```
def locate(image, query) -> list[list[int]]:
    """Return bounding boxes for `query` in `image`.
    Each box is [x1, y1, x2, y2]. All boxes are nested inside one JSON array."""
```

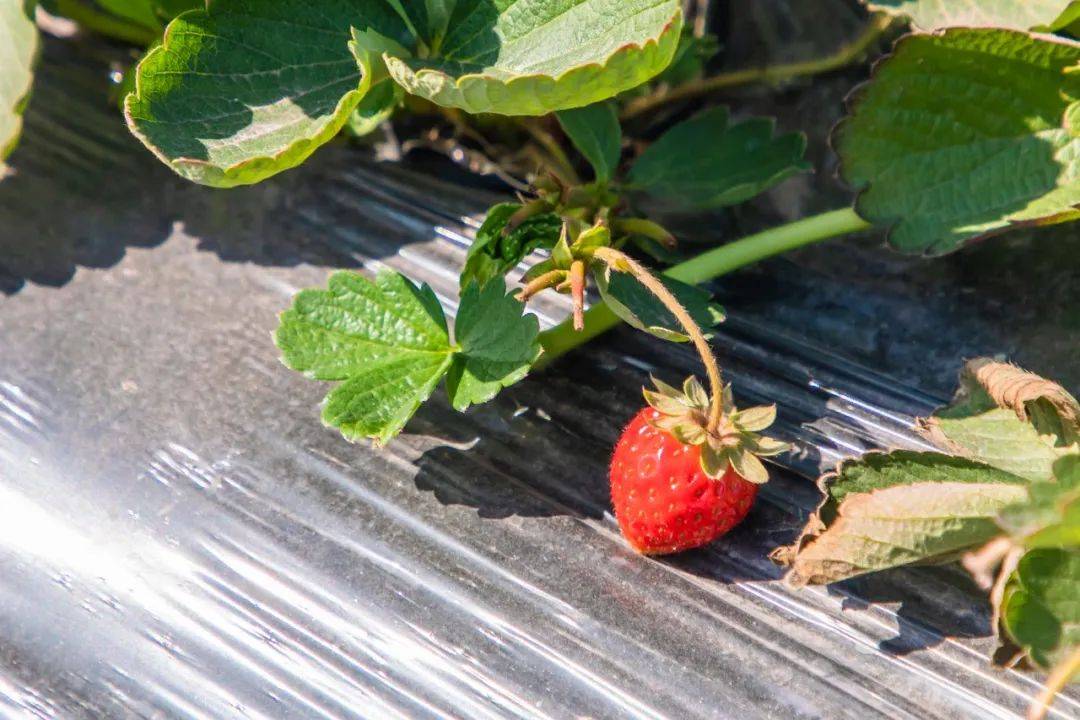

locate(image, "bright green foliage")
[[627, 106, 809, 211], [999, 456, 1080, 549], [1001, 548, 1080, 668], [91, 0, 201, 28], [1, 0, 37, 175], [594, 268, 724, 343], [779, 451, 1029, 585], [346, 79, 403, 137], [1039, 2, 1080, 34], [125, 0, 681, 186], [96, 0, 161, 29], [864, 0, 1071, 31], [275, 270, 538, 444], [445, 279, 541, 411], [556, 102, 621, 183], [383, 0, 683, 115], [835, 29, 1080, 255], [125, 0, 397, 187], [460, 203, 561, 289], [276, 270, 455, 444]]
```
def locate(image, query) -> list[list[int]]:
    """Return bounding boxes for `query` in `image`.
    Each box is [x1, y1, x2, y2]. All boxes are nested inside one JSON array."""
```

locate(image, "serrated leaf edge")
[[831, 27, 1080, 255], [123, 6, 373, 188], [771, 449, 1027, 586], [383, 8, 683, 115]]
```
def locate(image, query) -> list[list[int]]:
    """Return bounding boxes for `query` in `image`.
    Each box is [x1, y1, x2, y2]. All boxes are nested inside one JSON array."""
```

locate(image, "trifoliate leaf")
[[445, 279, 541, 411], [556, 102, 621, 183], [775, 451, 1029, 586], [345, 78, 402, 137], [1, 0, 37, 175], [276, 270, 541, 444], [125, 0, 411, 187], [627, 106, 809, 211], [835, 29, 1080, 255], [460, 203, 561, 289], [919, 359, 1080, 481], [863, 0, 1071, 31], [999, 455, 1080, 549], [1001, 548, 1080, 668], [383, 0, 683, 116], [275, 270, 455, 445], [593, 267, 725, 343]]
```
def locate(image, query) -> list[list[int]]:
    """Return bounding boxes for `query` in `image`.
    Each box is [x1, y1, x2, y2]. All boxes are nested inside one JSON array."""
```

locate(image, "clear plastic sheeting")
[[1, 38, 1078, 720]]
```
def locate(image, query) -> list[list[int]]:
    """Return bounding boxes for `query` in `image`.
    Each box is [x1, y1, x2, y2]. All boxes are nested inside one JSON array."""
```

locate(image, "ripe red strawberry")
[[609, 376, 789, 555]]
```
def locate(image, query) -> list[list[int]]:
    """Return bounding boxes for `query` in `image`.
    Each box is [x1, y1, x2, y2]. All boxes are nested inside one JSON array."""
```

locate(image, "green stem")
[[51, 0, 159, 45], [621, 14, 892, 121], [536, 207, 871, 366]]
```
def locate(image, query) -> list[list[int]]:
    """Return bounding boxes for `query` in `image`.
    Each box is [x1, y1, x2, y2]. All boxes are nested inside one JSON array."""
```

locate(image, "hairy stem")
[[516, 119, 581, 186], [593, 247, 725, 432], [536, 207, 871, 365], [569, 260, 586, 331], [50, 0, 159, 45], [1028, 646, 1080, 720], [517, 269, 565, 301], [621, 14, 892, 121]]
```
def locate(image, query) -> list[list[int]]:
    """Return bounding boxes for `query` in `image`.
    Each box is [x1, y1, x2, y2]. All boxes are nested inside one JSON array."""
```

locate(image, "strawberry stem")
[[536, 208, 871, 366], [620, 14, 892, 122], [517, 269, 565, 301], [1028, 645, 1080, 720], [592, 247, 726, 433], [569, 260, 586, 331]]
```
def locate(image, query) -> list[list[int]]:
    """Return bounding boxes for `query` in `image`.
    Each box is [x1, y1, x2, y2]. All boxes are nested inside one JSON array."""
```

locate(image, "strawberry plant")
[[4, 0, 1080, 713], [775, 359, 1080, 719]]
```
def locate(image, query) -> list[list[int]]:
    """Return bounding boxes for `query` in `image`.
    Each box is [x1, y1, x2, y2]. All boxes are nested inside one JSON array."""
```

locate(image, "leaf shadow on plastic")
[[0, 36, 373, 295]]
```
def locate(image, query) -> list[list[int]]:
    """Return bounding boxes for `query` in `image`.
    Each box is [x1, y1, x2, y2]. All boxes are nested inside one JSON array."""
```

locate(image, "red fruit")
[[610, 407, 758, 555]]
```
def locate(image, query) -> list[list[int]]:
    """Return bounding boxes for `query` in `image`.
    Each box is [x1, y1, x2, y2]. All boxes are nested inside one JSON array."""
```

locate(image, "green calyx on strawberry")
[[609, 376, 791, 556], [642, 375, 789, 484]]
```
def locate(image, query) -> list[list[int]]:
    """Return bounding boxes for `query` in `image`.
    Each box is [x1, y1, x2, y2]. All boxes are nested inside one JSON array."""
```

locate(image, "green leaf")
[[126, 0, 681, 185], [276, 270, 540, 443], [1, 0, 37, 175], [556, 102, 621, 183], [1040, 2, 1080, 35], [835, 28, 1080, 255], [445, 279, 541, 411], [151, 0, 203, 21], [999, 455, 1080, 549], [594, 267, 724, 342], [1001, 547, 1080, 668], [460, 203, 561, 289], [383, 0, 684, 116], [345, 78, 402, 137], [776, 451, 1029, 586], [654, 28, 718, 86], [125, 0, 411, 187], [627, 106, 809, 211], [275, 270, 455, 445], [863, 0, 1071, 31], [919, 359, 1080, 481], [96, 0, 162, 29]]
